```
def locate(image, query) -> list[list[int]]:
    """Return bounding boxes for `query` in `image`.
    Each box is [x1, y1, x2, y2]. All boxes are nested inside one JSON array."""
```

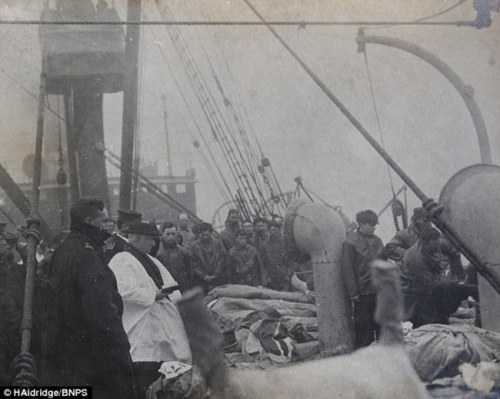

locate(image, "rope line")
[[362, 48, 397, 197]]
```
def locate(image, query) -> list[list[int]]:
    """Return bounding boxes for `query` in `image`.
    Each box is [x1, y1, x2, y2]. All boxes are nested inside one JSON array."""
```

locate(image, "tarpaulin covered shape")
[[407, 324, 500, 382]]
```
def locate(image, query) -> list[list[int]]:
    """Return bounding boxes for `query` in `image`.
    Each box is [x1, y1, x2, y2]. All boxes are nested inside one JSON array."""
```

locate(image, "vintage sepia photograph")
[[0, 0, 499, 398]]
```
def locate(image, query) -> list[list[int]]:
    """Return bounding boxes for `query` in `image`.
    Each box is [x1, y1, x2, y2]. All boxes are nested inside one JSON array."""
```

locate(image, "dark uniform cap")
[[197, 222, 213, 233], [117, 209, 142, 223], [123, 222, 160, 236]]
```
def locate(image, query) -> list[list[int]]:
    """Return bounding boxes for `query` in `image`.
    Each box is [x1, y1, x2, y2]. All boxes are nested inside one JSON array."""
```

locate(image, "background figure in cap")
[[219, 208, 241, 251], [108, 221, 191, 398], [400, 227, 476, 328], [259, 220, 295, 291], [103, 209, 142, 264], [385, 207, 463, 279], [188, 222, 227, 292], [177, 213, 195, 248], [226, 229, 262, 286], [341, 209, 387, 349], [156, 222, 193, 293]]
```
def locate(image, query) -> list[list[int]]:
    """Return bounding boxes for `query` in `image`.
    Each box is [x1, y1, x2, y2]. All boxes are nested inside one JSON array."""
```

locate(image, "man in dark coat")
[[156, 222, 193, 292], [227, 229, 262, 286], [341, 210, 387, 348], [103, 209, 142, 264], [188, 223, 227, 292], [385, 207, 463, 278], [219, 209, 241, 251], [400, 227, 474, 328], [43, 198, 137, 399], [260, 221, 294, 291]]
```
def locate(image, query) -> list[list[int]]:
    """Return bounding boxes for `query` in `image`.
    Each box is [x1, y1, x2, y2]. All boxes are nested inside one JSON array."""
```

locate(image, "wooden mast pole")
[[119, 0, 142, 210]]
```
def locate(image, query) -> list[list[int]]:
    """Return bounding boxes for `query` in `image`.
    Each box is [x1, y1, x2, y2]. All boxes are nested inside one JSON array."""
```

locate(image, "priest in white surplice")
[[109, 221, 192, 397]]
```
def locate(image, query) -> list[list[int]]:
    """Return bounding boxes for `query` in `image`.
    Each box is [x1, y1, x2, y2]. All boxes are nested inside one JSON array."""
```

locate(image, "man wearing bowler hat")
[[103, 209, 142, 264], [109, 221, 191, 398]]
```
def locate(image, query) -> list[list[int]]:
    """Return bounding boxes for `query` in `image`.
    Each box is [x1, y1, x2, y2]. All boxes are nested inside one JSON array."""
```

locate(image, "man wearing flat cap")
[[341, 209, 387, 348], [109, 221, 191, 398], [103, 209, 142, 264]]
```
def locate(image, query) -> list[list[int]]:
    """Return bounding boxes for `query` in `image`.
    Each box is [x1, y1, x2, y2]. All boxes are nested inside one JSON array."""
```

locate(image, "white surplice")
[[109, 251, 192, 363]]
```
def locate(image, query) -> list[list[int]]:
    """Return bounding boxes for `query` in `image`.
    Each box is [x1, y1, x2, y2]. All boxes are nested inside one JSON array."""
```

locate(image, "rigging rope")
[[146, 21, 234, 203], [155, 0, 269, 217], [362, 47, 397, 198]]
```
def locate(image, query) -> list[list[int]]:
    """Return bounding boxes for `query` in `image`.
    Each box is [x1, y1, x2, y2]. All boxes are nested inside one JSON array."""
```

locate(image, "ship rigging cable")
[[155, 0, 273, 218], [147, 26, 233, 204]]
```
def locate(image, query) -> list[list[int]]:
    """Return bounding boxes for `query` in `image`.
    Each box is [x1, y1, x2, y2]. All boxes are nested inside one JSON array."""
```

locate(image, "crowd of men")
[[0, 198, 478, 397]]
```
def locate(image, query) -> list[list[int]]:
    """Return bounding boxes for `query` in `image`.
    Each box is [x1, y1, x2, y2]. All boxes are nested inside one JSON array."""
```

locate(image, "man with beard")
[[43, 198, 137, 399], [341, 210, 387, 348], [178, 213, 195, 248], [156, 222, 193, 293], [188, 223, 227, 292], [109, 222, 191, 398], [260, 220, 294, 291], [219, 209, 241, 251], [227, 229, 262, 286], [400, 227, 475, 327]]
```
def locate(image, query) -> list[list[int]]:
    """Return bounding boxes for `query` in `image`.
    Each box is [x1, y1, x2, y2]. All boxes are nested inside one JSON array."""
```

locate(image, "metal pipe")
[[356, 29, 492, 164], [286, 199, 352, 353], [13, 216, 41, 386], [32, 74, 46, 215]]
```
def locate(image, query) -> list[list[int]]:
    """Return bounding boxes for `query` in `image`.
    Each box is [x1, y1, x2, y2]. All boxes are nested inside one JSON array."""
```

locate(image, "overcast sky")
[[0, 0, 499, 240]]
